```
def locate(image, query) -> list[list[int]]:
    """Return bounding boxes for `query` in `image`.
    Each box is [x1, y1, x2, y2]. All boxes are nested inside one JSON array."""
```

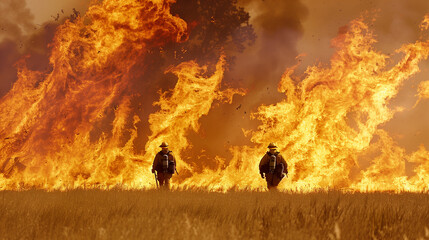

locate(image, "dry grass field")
[[1, 190, 429, 240]]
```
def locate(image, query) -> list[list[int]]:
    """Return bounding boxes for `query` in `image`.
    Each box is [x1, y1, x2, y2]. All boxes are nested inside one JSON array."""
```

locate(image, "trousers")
[[157, 172, 172, 189]]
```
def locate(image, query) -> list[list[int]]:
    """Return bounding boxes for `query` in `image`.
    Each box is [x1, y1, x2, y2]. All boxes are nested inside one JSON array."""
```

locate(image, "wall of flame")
[[0, 0, 429, 192]]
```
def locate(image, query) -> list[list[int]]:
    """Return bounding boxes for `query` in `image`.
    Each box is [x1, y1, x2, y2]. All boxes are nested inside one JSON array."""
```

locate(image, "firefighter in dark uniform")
[[259, 143, 288, 190], [151, 142, 176, 189]]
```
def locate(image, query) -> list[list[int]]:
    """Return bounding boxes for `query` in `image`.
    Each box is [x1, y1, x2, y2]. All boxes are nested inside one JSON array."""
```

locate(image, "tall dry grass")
[[0, 190, 429, 239]]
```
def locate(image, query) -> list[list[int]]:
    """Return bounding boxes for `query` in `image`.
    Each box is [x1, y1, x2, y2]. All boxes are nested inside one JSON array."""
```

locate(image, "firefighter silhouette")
[[151, 142, 177, 189], [259, 143, 288, 190]]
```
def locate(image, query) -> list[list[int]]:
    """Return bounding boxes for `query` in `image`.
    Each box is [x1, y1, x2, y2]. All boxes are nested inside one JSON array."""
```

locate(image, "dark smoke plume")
[[130, 0, 259, 156], [0, 0, 35, 41], [0, 0, 87, 98], [0, 0, 35, 97], [184, 0, 309, 167]]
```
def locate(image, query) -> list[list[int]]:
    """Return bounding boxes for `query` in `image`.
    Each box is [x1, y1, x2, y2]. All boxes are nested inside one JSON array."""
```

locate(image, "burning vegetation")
[[0, 0, 428, 192]]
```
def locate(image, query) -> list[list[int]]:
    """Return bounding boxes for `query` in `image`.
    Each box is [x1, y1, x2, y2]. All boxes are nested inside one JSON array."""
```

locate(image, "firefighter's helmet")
[[267, 142, 277, 149], [159, 142, 169, 148]]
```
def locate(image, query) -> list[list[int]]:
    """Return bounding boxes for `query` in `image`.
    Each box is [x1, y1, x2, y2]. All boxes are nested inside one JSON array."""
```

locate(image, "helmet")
[[267, 142, 277, 149], [159, 142, 169, 148]]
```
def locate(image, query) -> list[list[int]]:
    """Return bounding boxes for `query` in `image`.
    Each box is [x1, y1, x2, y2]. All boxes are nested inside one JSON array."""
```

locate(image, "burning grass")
[[0, 190, 429, 239]]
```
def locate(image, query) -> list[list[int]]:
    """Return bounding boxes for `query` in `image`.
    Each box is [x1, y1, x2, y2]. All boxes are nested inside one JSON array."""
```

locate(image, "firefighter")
[[151, 142, 177, 189], [259, 143, 288, 190]]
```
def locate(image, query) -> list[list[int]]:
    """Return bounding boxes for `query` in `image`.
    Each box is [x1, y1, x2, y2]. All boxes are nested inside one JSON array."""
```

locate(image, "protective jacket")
[[259, 151, 287, 175], [259, 151, 288, 189], [152, 150, 176, 173]]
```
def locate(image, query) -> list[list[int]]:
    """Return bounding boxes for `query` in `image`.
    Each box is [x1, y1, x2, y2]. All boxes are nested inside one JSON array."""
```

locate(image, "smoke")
[[0, 0, 34, 96], [190, 0, 308, 162], [0, 0, 91, 98], [0, 41, 20, 97], [234, 0, 308, 89], [25, 0, 91, 25], [297, 0, 429, 63], [0, 0, 35, 42]]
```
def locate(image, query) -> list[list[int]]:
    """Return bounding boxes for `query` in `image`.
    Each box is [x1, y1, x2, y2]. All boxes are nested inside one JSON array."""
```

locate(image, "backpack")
[[160, 151, 175, 174], [161, 154, 169, 172], [268, 154, 276, 173]]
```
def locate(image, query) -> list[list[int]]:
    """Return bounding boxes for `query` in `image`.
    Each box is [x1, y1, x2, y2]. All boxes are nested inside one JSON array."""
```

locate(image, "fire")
[[1, 1, 429, 192], [0, 0, 189, 190], [418, 81, 429, 99], [0, 0, 244, 190], [142, 55, 245, 182], [420, 14, 429, 31], [180, 16, 429, 192]]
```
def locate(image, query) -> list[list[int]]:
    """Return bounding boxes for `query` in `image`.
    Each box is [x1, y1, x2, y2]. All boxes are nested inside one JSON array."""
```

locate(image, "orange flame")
[[420, 14, 429, 31], [418, 81, 429, 99], [1, 2, 429, 193], [0, 0, 189, 190], [142, 55, 245, 182], [0, 0, 246, 190], [180, 16, 429, 192]]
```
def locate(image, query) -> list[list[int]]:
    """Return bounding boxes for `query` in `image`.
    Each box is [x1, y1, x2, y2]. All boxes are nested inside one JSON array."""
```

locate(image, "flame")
[[0, 0, 245, 190], [1, 1, 429, 193], [180, 16, 429, 192], [420, 14, 429, 31], [142, 55, 245, 181], [408, 145, 429, 191], [0, 0, 189, 190], [418, 81, 429, 99]]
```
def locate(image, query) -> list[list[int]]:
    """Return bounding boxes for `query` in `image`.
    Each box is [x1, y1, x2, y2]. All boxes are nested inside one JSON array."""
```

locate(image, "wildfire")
[[0, 0, 429, 192], [142, 55, 245, 182], [0, 0, 189, 190], [180, 16, 429, 192]]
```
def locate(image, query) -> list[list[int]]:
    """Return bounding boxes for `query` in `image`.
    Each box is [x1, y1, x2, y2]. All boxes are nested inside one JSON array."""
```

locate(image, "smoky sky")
[[0, 0, 34, 97], [0, 0, 35, 41], [0, 0, 90, 98], [235, 0, 308, 81], [191, 0, 309, 160]]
